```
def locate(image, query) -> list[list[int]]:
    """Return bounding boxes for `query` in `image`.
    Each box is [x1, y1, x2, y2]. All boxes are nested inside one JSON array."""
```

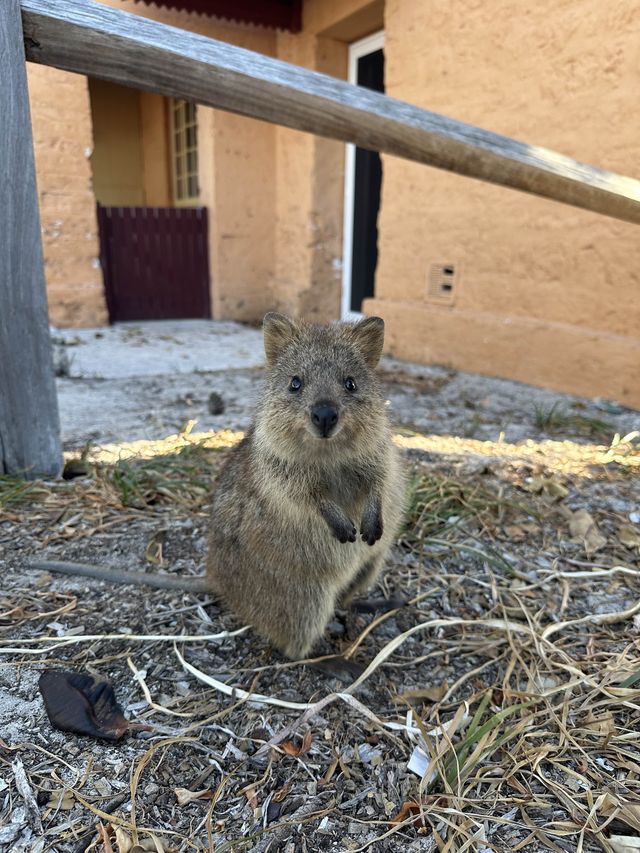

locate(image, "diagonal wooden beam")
[[21, 0, 640, 224], [0, 0, 62, 479]]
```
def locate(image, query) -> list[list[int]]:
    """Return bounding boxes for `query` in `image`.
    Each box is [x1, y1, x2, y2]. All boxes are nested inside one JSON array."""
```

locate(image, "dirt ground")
[[1, 321, 639, 853]]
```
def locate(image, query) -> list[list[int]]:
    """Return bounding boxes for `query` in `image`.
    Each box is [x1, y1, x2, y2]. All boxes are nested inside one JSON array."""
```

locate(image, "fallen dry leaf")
[[395, 684, 448, 703], [48, 789, 75, 810], [144, 535, 165, 565], [114, 827, 134, 853], [272, 781, 291, 803], [244, 787, 258, 810], [618, 525, 640, 550], [390, 800, 426, 827], [130, 836, 166, 853], [569, 509, 607, 554], [174, 787, 214, 806], [601, 792, 640, 833], [281, 729, 313, 757], [528, 476, 568, 500], [39, 670, 152, 742], [583, 710, 616, 737], [96, 822, 115, 853]]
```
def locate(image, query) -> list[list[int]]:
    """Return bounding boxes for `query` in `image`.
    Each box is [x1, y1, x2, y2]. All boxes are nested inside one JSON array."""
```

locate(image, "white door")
[[341, 31, 385, 321]]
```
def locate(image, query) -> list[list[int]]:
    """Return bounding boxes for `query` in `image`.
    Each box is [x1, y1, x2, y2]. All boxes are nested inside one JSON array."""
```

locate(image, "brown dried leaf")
[[144, 536, 164, 565], [272, 781, 291, 803], [48, 789, 75, 810], [618, 525, 640, 550], [114, 827, 134, 853], [583, 710, 616, 737], [174, 787, 214, 806], [96, 822, 115, 853], [281, 729, 313, 757], [390, 800, 425, 827], [319, 754, 339, 786], [395, 684, 448, 704], [38, 669, 152, 742], [568, 509, 607, 554], [528, 476, 568, 500], [244, 787, 258, 810], [601, 792, 640, 833]]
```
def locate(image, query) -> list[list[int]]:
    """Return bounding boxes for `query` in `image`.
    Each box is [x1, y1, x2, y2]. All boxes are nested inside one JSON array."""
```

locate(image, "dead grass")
[[0, 432, 233, 520], [1, 427, 640, 851]]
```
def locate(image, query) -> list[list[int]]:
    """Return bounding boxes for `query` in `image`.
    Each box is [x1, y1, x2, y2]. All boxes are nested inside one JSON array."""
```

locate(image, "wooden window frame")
[[170, 98, 199, 206]]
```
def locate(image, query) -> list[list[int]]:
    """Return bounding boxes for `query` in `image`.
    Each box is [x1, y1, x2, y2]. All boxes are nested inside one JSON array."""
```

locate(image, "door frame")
[[341, 30, 385, 321]]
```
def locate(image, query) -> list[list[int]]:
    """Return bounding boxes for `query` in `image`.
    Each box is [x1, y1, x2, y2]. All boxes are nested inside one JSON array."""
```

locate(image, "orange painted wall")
[[27, 0, 640, 406], [27, 64, 107, 327], [367, 0, 640, 406]]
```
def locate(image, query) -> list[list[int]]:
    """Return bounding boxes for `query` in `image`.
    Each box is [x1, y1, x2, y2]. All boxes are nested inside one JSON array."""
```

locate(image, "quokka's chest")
[[323, 464, 376, 502]]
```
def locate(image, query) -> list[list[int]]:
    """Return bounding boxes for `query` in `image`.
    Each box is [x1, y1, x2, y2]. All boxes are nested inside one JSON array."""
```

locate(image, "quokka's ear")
[[350, 316, 385, 367], [263, 312, 298, 366]]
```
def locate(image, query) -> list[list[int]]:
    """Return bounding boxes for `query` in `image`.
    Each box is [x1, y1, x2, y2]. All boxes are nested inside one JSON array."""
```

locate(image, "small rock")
[[208, 392, 225, 415], [358, 744, 382, 764], [94, 778, 112, 797], [53, 348, 72, 378], [317, 816, 332, 833], [594, 397, 625, 414]]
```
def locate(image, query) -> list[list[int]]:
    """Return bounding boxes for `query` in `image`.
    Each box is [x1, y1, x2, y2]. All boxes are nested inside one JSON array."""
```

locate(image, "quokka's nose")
[[311, 403, 339, 438]]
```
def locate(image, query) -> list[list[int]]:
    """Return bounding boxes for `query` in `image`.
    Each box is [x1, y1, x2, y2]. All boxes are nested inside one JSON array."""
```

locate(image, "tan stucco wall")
[[103, 0, 371, 325], [105, 0, 279, 323], [368, 0, 640, 406], [29, 0, 370, 328], [272, 33, 347, 322], [27, 0, 639, 405], [91, 82, 171, 208], [89, 78, 145, 206], [27, 64, 107, 327], [140, 92, 172, 206]]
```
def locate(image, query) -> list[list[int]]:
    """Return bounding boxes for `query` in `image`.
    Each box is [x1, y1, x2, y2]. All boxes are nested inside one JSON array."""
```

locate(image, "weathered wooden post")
[[0, 0, 62, 479]]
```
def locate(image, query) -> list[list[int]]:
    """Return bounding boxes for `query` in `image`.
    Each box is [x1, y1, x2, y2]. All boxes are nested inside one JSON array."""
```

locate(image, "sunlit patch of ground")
[[396, 429, 640, 476], [62, 424, 640, 474], [81, 428, 244, 465]]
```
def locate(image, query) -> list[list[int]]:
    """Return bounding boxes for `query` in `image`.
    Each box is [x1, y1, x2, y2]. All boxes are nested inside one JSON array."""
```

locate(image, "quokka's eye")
[[289, 376, 303, 393], [344, 377, 357, 393]]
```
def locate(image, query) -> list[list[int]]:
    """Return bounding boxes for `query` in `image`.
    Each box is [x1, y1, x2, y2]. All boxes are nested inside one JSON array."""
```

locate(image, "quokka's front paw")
[[360, 515, 383, 546], [333, 518, 357, 543]]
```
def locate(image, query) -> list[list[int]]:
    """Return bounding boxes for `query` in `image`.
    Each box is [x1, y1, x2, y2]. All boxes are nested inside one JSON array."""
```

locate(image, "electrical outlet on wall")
[[427, 263, 457, 304]]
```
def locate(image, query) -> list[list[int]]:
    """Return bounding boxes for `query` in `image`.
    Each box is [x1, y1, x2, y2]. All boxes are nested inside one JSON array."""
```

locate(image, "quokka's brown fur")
[[29, 313, 405, 660], [206, 312, 406, 658]]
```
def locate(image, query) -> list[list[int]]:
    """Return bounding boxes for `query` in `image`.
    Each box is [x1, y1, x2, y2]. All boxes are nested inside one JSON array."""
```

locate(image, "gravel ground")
[[52, 320, 638, 448], [1, 320, 639, 853]]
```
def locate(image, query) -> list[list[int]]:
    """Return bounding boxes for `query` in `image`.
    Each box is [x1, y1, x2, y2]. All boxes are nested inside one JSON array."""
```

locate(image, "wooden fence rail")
[[1, 0, 639, 478], [21, 0, 640, 225]]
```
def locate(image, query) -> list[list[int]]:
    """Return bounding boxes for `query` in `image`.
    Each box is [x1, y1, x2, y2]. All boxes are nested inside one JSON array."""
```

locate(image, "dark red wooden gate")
[[97, 205, 211, 322]]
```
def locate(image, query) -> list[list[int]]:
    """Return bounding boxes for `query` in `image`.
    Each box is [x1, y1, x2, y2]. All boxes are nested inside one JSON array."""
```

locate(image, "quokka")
[[32, 314, 406, 662]]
